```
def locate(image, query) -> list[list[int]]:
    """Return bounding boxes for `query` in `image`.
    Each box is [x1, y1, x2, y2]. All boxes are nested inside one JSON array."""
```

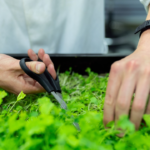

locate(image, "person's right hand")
[[0, 49, 56, 95]]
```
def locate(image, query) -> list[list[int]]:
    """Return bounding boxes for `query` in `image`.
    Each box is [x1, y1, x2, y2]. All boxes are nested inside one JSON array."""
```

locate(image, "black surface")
[[8, 53, 127, 74]]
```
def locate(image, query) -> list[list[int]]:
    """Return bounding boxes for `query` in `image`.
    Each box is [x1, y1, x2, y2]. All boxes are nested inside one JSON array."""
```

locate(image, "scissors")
[[20, 58, 80, 131]]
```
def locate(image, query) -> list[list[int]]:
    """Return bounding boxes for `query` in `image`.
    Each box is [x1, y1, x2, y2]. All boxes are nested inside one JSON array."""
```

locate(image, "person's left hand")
[[103, 30, 150, 131]]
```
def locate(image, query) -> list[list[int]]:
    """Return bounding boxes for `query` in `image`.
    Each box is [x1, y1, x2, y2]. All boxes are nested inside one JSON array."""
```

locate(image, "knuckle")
[[116, 99, 128, 111], [111, 61, 121, 74], [105, 100, 113, 106], [132, 102, 144, 112], [105, 93, 112, 103], [126, 60, 139, 71], [105, 92, 115, 106], [141, 67, 150, 76]]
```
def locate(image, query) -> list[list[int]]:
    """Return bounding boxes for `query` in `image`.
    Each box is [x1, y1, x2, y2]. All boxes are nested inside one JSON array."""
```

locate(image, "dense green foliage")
[[0, 68, 150, 150]]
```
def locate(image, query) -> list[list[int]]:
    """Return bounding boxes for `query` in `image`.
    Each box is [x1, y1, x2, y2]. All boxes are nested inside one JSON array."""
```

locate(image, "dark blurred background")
[[105, 0, 147, 55]]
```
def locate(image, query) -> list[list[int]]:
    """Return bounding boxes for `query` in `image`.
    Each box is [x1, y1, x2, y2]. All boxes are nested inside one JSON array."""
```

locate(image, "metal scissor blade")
[[51, 91, 80, 131], [51, 91, 67, 110], [56, 92, 63, 100], [73, 122, 80, 131]]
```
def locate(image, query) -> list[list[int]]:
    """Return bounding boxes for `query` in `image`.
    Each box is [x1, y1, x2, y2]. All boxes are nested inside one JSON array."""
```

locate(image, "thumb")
[[26, 61, 46, 74]]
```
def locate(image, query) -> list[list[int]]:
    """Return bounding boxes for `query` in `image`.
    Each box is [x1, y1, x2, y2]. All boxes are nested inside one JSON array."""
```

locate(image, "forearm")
[[146, 4, 150, 19], [137, 4, 150, 51]]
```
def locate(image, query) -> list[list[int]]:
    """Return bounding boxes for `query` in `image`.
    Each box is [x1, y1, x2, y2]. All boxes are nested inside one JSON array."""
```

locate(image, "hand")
[[103, 30, 150, 131], [0, 49, 56, 95]]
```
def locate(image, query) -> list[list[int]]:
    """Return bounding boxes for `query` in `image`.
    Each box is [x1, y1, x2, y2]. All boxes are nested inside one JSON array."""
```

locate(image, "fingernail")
[[36, 64, 41, 73]]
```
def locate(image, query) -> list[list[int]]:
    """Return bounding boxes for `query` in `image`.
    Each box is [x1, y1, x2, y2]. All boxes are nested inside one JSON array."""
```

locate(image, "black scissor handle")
[[19, 58, 61, 93]]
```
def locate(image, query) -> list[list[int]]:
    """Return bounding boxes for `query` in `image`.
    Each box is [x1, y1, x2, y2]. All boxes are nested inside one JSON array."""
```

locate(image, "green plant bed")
[[0, 68, 150, 150]]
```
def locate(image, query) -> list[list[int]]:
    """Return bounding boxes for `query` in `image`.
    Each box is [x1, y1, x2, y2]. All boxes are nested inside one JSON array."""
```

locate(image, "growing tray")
[[8, 53, 128, 74]]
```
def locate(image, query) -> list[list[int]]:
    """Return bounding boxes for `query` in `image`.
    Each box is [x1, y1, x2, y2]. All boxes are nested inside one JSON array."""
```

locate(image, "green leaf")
[[16, 105, 23, 111], [85, 67, 91, 74], [143, 114, 150, 127], [0, 90, 7, 105], [29, 111, 39, 117], [106, 121, 114, 128], [116, 115, 135, 133], [38, 97, 55, 115], [17, 91, 26, 101], [90, 97, 98, 104], [67, 135, 79, 147]]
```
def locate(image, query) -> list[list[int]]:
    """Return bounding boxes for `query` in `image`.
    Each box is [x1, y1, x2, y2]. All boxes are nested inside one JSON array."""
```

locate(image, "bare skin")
[[0, 49, 56, 95], [103, 5, 150, 132]]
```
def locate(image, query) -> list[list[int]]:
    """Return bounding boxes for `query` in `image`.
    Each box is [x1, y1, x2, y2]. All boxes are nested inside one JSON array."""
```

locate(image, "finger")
[[22, 74, 40, 90], [28, 49, 38, 61], [23, 78, 46, 93], [22, 74, 30, 78], [23, 75, 37, 85], [115, 61, 139, 122], [24, 84, 45, 94], [43, 54, 57, 79], [13, 59, 45, 77], [47, 63, 56, 80], [130, 70, 150, 130], [43, 54, 54, 66], [38, 48, 45, 60], [103, 62, 122, 127], [25, 61, 46, 74], [18, 76, 46, 94], [114, 71, 136, 137], [38, 49, 57, 79], [29, 48, 56, 79], [115, 70, 136, 124], [7, 72, 46, 95], [38, 49, 54, 68]]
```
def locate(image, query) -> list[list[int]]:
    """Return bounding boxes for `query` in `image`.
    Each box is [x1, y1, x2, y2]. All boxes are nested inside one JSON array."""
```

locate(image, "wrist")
[[140, 28, 150, 38], [135, 4, 150, 52], [137, 29, 150, 51]]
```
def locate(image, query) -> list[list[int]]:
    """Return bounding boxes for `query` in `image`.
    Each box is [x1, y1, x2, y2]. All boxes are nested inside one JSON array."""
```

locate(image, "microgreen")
[[17, 91, 26, 101], [0, 68, 149, 150]]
